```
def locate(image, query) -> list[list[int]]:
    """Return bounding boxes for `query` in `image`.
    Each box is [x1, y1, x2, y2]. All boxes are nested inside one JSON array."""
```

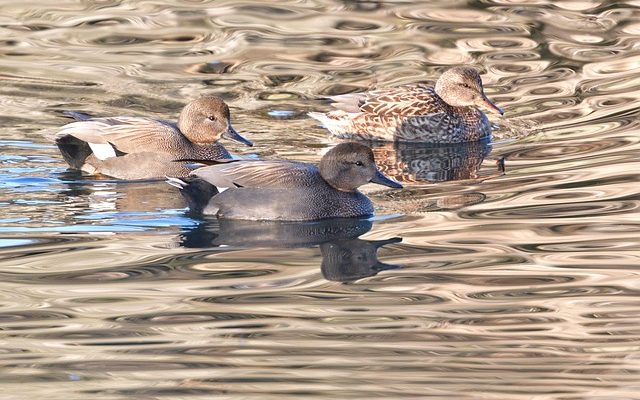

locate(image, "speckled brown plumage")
[[308, 67, 502, 143]]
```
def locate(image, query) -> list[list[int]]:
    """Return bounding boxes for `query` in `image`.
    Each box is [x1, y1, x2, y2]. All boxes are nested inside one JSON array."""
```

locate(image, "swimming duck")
[[308, 66, 503, 143], [55, 96, 253, 180], [167, 142, 402, 221]]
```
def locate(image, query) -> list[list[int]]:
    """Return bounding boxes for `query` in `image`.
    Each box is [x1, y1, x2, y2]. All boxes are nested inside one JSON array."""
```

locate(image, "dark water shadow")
[[180, 217, 401, 282]]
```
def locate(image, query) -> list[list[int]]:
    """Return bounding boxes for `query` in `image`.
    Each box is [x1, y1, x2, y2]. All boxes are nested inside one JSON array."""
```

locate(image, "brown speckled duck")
[[55, 96, 253, 180], [308, 66, 503, 143]]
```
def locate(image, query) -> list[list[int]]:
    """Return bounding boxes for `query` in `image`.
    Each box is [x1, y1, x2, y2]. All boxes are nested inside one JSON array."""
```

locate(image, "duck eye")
[[207, 115, 217, 121]]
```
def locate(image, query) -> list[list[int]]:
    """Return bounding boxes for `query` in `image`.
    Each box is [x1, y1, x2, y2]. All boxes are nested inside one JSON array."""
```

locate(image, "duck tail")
[[55, 134, 93, 169], [307, 112, 333, 127], [166, 176, 219, 215], [308, 111, 352, 137], [63, 111, 92, 121]]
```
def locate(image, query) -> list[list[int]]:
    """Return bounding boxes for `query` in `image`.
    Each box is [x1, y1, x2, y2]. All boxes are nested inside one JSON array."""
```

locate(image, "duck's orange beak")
[[476, 94, 504, 115]]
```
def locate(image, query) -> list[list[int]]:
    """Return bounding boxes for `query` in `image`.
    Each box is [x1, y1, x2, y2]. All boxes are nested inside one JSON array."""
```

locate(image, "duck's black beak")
[[476, 94, 504, 115], [373, 261, 402, 272], [369, 237, 403, 248], [223, 125, 253, 147], [370, 170, 403, 189]]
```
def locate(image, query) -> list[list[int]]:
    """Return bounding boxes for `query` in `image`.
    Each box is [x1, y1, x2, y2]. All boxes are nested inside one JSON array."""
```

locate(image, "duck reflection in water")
[[369, 137, 496, 183], [319, 237, 401, 282], [56, 170, 187, 214], [180, 217, 401, 282]]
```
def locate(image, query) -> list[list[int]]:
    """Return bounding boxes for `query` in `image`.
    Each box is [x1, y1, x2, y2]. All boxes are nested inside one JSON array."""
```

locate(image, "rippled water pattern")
[[1, 1, 639, 399]]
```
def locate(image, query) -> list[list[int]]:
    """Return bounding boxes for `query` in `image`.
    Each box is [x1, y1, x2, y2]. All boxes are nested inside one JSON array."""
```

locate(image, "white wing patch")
[[88, 142, 117, 160]]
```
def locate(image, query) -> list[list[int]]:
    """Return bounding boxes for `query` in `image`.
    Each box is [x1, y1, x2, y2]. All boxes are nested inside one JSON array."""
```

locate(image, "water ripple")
[[1, 1, 639, 398]]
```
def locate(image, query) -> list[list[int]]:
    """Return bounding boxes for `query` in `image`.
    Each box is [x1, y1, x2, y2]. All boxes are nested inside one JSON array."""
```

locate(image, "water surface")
[[1, 1, 639, 399]]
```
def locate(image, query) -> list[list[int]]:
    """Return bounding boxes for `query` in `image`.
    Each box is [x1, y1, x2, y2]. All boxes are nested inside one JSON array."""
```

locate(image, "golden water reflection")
[[0, 0, 639, 398]]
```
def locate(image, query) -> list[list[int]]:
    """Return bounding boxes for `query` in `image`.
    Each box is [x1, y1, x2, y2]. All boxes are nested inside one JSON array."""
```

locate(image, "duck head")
[[435, 67, 503, 115], [177, 96, 253, 146], [320, 237, 402, 282], [319, 142, 403, 192]]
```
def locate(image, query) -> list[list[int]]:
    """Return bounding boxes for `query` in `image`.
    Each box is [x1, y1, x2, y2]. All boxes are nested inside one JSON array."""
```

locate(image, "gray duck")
[[168, 142, 402, 221], [55, 96, 253, 180]]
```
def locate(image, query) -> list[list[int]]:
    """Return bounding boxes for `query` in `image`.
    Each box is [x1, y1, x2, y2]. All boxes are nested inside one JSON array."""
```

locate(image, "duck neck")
[[431, 88, 483, 118], [319, 165, 357, 193], [191, 142, 232, 160], [323, 174, 357, 192]]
